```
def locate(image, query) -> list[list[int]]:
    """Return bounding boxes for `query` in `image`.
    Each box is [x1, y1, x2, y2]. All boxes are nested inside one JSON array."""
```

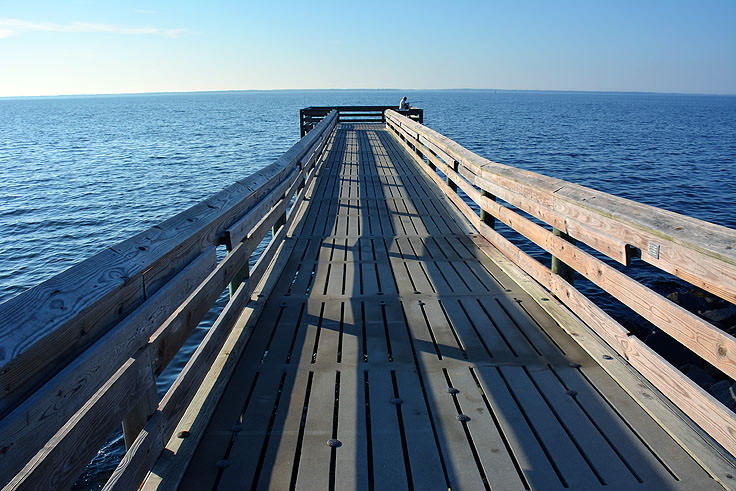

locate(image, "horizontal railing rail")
[[385, 109, 736, 457], [300, 105, 422, 136], [0, 111, 338, 490]]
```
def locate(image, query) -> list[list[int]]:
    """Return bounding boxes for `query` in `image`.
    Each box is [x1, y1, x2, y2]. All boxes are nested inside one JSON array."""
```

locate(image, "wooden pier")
[[2, 108, 736, 490]]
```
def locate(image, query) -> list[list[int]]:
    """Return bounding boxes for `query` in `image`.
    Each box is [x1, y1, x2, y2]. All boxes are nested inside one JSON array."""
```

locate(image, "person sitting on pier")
[[399, 96, 409, 110]]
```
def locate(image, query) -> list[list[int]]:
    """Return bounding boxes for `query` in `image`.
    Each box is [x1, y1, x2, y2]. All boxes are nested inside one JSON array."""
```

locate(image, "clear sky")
[[0, 0, 734, 97]]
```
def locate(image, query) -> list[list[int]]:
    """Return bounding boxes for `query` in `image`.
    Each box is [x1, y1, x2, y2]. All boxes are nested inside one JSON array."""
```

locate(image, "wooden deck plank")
[[256, 368, 313, 491], [334, 368, 369, 490], [472, 365, 568, 491], [293, 370, 335, 491], [499, 365, 602, 488], [172, 123, 734, 491], [436, 298, 493, 362], [575, 364, 715, 478], [421, 367, 489, 490], [393, 369, 449, 490], [459, 296, 528, 360], [548, 370, 670, 487], [447, 367, 529, 491], [340, 300, 362, 365], [526, 366, 641, 488], [364, 300, 390, 364], [215, 367, 294, 490]]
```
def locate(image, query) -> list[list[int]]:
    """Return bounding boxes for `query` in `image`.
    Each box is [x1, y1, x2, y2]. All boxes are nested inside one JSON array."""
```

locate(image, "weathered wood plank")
[[474, 232, 736, 486], [470, 231, 736, 459], [387, 109, 736, 303], [447, 367, 529, 491], [421, 367, 488, 490], [224, 168, 296, 248], [104, 277, 255, 491], [7, 352, 155, 491], [148, 244, 250, 376], [393, 370, 448, 490], [478, 193, 736, 380], [0, 249, 145, 419], [526, 366, 640, 488], [103, 132, 329, 489], [293, 370, 334, 491], [472, 365, 568, 491], [0, 248, 215, 483], [0, 111, 337, 423]]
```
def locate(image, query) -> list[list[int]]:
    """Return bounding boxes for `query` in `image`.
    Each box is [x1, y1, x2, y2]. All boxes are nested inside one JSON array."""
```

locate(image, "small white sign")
[[647, 242, 660, 259]]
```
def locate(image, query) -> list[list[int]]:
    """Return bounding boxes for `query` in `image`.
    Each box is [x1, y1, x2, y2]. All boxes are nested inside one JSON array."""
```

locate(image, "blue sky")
[[0, 0, 734, 96]]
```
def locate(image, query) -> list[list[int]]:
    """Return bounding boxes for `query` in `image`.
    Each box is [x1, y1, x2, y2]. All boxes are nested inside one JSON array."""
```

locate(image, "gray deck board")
[[180, 123, 725, 490]]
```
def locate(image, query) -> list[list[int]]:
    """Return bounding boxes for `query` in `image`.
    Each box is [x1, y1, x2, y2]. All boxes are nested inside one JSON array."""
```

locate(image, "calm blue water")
[[1, 90, 735, 487], [2, 90, 735, 304]]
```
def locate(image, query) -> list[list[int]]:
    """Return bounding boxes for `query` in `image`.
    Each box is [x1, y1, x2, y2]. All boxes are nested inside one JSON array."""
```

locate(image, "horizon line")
[[1, 87, 735, 100]]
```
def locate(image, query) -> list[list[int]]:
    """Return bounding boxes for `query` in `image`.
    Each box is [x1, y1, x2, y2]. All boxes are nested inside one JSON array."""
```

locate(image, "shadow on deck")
[[174, 124, 718, 490]]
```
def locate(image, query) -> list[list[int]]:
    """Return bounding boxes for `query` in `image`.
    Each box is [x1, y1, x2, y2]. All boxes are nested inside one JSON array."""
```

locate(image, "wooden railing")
[[385, 109, 736, 457], [300, 105, 423, 136], [0, 111, 338, 490]]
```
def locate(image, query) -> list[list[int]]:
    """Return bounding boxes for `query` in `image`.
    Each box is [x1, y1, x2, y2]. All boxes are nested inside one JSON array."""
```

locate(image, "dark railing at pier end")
[[300, 105, 422, 136]]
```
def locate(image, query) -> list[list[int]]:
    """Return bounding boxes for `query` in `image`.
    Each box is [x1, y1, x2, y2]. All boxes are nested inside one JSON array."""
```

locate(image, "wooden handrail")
[[0, 111, 338, 490], [385, 108, 736, 457]]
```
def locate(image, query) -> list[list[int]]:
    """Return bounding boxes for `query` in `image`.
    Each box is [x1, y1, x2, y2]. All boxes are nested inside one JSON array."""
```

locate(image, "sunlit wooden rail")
[[0, 112, 337, 490], [1, 107, 736, 490], [384, 109, 736, 457]]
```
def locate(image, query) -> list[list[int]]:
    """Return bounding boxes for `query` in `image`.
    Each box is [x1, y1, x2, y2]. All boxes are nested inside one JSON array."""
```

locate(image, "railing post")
[[420, 139, 435, 171], [551, 228, 576, 284], [480, 190, 496, 228], [273, 205, 287, 236], [229, 260, 249, 297], [227, 233, 250, 298], [447, 160, 458, 192], [122, 382, 158, 449]]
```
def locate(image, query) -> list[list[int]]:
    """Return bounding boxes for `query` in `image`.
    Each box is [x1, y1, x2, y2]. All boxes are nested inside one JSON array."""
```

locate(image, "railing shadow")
[[205, 121, 704, 490]]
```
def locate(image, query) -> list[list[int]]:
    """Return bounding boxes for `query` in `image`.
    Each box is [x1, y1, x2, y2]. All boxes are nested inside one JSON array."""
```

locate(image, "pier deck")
[[171, 124, 722, 490]]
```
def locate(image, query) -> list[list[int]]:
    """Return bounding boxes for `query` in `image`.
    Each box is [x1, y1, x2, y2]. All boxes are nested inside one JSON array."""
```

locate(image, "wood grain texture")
[[469, 226, 736, 459], [105, 220, 292, 490], [224, 168, 296, 248], [104, 282, 254, 491], [477, 191, 736, 379], [0, 111, 337, 424], [0, 249, 215, 485], [386, 110, 736, 303], [7, 352, 154, 491], [386, 115, 736, 459], [472, 232, 736, 486], [103, 135, 327, 489]]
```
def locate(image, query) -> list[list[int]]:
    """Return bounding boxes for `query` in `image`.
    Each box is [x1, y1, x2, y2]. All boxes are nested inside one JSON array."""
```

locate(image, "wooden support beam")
[[122, 382, 158, 449], [480, 189, 495, 228], [272, 209, 287, 236], [551, 227, 576, 285], [447, 160, 458, 192], [228, 260, 249, 298]]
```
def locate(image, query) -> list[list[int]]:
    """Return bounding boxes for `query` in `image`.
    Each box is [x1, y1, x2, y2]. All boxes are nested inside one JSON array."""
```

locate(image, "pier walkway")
[[161, 124, 724, 490], [3, 109, 736, 490]]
